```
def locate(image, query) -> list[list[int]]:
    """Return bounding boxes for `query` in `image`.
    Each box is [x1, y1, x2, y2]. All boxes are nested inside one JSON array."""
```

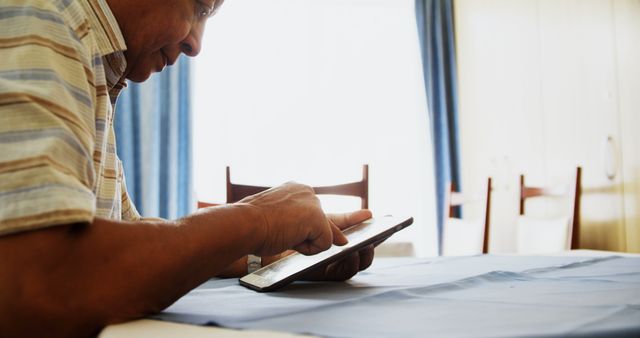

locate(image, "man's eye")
[[197, 3, 214, 18]]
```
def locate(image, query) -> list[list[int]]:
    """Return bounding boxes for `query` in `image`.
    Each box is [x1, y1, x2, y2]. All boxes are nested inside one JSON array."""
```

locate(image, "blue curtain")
[[114, 57, 193, 219], [416, 0, 461, 255]]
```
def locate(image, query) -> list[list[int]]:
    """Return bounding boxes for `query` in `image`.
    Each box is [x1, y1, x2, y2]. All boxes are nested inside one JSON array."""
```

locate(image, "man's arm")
[[0, 204, 261, 338], [0, 183, 344, 338]]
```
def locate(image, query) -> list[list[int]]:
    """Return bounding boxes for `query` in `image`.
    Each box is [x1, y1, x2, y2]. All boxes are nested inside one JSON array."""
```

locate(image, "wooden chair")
[[442, 178, 492, 256], [518, 167, 582, 253], [203, 164, 416, 256], [225, 165, 369, 209]]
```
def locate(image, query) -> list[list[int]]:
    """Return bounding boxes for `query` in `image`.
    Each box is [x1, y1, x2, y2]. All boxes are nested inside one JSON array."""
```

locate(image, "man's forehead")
[[213, 0, 225, 11]]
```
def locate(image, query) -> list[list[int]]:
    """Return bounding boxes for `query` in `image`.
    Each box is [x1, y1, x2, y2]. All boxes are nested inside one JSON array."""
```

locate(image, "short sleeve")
[[0, 3, 97, 235]]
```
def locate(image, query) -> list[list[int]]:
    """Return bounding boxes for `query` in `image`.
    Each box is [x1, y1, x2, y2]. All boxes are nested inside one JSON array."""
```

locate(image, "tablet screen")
[[240, 215, 413, 291]]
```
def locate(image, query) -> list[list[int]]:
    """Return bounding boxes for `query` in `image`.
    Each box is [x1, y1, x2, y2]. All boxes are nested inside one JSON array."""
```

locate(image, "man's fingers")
[[301, 245, 374, 281], [294, 220, 335, 255], [328, 210, 372, 230], [359, 245, 375, 270], [292, 242, 318, 256], [331, 252, 360, 281], [331, 223, 348, 246]]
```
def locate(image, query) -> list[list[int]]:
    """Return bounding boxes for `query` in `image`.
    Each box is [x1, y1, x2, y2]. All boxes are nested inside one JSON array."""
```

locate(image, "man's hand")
[[304, 210, 377, 281], [238, 182, 348, 256], [260, 209, 378, 282]]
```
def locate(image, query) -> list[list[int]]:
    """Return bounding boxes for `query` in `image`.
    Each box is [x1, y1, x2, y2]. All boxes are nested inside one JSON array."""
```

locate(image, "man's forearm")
[[0, 204, 263, 338]]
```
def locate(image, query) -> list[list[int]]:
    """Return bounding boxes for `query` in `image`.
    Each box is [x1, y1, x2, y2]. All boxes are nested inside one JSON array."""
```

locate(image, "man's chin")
[[126, 71, 153, 83]]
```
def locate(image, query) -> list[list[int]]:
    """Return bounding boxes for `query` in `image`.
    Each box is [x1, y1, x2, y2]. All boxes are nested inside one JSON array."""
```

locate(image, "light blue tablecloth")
[[156, 254, 640, 338]]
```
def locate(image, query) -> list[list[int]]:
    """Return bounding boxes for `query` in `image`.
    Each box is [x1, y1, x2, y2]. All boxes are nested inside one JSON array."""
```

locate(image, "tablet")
[[239, 215, 413, 292]]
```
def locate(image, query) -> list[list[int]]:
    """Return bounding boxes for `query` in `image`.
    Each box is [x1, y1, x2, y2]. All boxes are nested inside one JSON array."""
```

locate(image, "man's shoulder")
[[2, 0, 89, 30], [3, 0, 70, 15], [3, 0, 99, 58]]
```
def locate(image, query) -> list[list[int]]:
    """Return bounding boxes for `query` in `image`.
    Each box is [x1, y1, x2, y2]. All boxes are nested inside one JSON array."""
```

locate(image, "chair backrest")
[[226, 165, 369, 209], [442, 178, 492, 255], [518, 167, 582, 252]]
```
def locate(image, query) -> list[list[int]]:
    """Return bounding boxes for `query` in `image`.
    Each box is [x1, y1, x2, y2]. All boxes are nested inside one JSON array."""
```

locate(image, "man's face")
[[119, 0, 224, 82]]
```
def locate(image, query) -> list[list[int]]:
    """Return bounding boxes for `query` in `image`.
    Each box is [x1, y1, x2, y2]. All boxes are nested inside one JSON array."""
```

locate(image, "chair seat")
[[516, 215, 571, 254], [442, 218, 485, 256], [518, 167, 581, 252], [442, 178, 492, 255]]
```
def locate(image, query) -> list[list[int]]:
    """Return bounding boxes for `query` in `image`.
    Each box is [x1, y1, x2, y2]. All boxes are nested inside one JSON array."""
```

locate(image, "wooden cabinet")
[[614, 0, 640, 252], [455, 0, 640, 252]]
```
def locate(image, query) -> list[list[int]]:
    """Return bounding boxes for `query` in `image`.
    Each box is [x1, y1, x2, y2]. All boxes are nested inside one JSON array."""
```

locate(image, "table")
[[102, 251, 640, 338]]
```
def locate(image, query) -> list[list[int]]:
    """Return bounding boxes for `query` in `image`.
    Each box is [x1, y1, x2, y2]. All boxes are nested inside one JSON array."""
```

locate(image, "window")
[[192, 0, 437, 256]]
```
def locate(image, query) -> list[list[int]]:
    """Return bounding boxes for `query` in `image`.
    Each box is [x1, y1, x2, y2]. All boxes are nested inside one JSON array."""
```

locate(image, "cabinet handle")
[[603, 135, 618, 181]]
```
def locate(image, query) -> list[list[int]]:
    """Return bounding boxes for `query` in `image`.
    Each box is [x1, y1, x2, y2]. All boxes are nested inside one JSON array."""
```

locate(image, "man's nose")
[[181, 32, 202, 57]]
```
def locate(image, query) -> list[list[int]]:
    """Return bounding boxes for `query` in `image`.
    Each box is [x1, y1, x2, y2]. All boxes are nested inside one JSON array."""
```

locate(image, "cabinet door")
[[455, 0, 631, 252], [615, 0, 640, 253], [540, 0, 626, 251]]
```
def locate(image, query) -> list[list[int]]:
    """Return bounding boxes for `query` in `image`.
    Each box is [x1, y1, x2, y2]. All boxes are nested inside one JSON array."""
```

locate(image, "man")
[[0, 0, 376, 337]]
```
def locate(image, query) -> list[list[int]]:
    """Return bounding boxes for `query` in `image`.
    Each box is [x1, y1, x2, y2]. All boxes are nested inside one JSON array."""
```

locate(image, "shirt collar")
[[81, 0, 127, 55], [80, 0, 128, 89]]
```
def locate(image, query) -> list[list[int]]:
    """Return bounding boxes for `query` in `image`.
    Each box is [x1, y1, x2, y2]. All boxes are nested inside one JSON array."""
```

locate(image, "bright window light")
[[192, 0, 437, 256]]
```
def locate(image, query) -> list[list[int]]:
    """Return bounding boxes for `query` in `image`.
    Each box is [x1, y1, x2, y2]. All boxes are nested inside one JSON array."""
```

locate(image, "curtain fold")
[[114, 57, 193, 219], [416, 0, 461, 255]]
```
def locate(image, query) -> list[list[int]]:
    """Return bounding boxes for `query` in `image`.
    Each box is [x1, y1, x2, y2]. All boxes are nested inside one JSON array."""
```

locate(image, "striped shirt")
[[0, 0, 140, 236]]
